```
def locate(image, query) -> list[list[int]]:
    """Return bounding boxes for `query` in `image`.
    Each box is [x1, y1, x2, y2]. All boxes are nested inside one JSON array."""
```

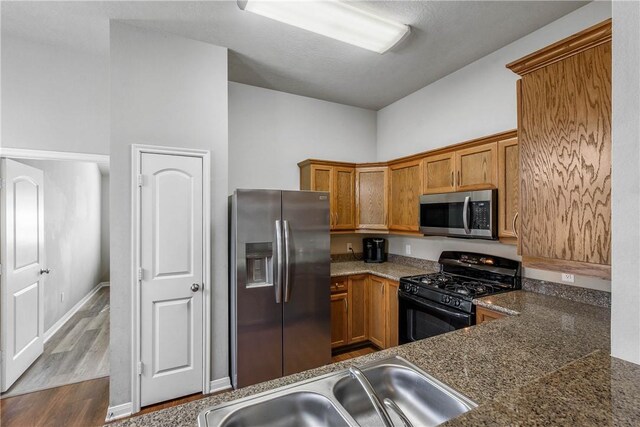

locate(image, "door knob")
[[191, 283, 201, 292], [40, 269, 51, 275]]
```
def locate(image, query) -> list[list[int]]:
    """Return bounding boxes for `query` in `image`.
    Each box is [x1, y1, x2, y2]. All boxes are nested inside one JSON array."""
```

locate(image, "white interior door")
[[1, 158, 45, 392], [139, 153, 204, 407]]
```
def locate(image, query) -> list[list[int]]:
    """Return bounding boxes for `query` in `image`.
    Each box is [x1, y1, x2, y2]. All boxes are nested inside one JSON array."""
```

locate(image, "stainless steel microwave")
[[419, 190, 497, 239]]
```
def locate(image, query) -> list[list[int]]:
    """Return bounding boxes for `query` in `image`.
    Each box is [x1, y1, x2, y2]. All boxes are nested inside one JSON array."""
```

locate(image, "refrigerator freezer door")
[[232, 190, 283, 388], [281, 191, 331, 376]]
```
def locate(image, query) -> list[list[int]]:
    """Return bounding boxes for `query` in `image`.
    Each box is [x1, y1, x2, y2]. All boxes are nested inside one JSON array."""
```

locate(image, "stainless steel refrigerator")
[[230, 189, 331, 389]]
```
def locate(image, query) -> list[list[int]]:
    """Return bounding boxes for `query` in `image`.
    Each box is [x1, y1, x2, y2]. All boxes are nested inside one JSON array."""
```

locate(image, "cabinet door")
[[356, 167, 388, 230], [348, 275, 368, 344], [455, 143, 498, 191], [367, 276, 386, 349], [476, 306, 506, 324], [389, 160, 422, 232], [333, 167, 355, 230], [519, 43, 611, 275], [498, 138, 519, 240], [330, 293, 348, 348], [422, 152, 455, 194], [385, 280, 399, 348]]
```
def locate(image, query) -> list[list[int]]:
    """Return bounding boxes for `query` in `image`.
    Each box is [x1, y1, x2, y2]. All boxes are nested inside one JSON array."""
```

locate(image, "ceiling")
[[1, 1, 589, 110]]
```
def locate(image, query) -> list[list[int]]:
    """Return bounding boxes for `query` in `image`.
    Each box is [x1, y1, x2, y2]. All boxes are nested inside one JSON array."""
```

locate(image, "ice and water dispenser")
[[245, 242, 273, 288]]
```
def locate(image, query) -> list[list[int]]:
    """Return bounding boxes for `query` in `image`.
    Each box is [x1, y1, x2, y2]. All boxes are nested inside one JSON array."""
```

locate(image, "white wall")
[[109, 22, 228, 407], [371, 1, 612, 291], [17, 159, 103, 330], [611, 0, 640, 365], [1, 36, 109, 155], [228, 82, 377, 192], [100, 174, 110, 282]]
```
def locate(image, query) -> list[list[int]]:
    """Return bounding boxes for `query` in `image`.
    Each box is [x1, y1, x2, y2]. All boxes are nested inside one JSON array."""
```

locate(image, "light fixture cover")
[[239, 0, 410, 54]]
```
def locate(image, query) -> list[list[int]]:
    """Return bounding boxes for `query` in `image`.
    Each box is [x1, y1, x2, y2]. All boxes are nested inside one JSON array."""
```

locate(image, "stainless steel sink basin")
[[333, 362, 476, 426], [198, 356, 476, 427]]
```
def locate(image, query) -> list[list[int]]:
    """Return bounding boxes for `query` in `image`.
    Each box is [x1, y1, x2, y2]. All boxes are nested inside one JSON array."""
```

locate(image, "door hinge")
[[137, 174, 143, 187], [137, 268, 143, 281], [137, 361, 143, 375]]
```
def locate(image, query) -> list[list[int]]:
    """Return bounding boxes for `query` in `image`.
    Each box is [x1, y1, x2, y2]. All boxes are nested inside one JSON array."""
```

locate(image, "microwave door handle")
[[274, 220, 283, 304], [462, 196, 471, 234]]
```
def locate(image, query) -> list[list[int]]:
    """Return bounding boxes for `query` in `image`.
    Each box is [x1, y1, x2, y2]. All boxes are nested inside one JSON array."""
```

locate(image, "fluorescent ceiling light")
[[238, 0, 410, 54]]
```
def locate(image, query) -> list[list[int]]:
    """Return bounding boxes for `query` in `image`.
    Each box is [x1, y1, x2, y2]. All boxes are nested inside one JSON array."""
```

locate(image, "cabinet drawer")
[[330, 276, 348, 294]]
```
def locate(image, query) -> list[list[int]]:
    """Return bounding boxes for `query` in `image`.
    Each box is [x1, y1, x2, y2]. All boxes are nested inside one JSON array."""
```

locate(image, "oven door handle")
[[399, 291, 470, 319]]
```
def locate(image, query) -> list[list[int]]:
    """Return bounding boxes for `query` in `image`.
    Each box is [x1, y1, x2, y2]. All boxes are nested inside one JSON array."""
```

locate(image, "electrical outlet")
[[405, 244, 412, 255], [347, 243, 353, 252], [561, 273, 575, 283], [60, 292, 64, 302]]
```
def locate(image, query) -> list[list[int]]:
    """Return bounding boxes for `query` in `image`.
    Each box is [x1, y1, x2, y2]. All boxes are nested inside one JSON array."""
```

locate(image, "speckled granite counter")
[[330, 260, 436, 281], [110, 290, 630, 427]]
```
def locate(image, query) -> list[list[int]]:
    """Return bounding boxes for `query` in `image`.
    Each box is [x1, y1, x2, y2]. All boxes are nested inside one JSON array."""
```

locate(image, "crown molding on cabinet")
[[506, 18, 612, 76]]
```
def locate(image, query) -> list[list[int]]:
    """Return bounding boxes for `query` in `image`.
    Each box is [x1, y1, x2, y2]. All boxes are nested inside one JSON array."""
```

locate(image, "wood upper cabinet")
[[330, 292, 348, 348], [507, 19, 611, 279], [455, 142, 498, 191], [385, 280, 399, 348], [356, 167, 389, 230], [333, 167, 356, 230], [299, 161, 355, 231], [498, 137, 519, 241], [389, 160, 422, 232], [367, 276, 386, 349], [476, 306, 506, 324], [348, 275, 368, 344], [422, 152, 455, 194]]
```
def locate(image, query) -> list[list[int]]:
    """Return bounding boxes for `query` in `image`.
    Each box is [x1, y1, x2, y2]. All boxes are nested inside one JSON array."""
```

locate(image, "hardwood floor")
[[332, 345, 378, 363], [1, 286, 110, 398], [0, 377, 109, 427]]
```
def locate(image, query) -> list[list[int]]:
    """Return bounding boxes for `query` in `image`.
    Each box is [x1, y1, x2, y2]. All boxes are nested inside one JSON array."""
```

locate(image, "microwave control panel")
[[470, 201, 490, 230]]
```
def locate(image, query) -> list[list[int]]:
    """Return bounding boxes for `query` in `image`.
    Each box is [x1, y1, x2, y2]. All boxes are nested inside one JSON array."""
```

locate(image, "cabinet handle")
[[457, 171, 461, 186], [512, 212, 519, 239], [450, 171, 454, 187], [344, 298, 348, 312]]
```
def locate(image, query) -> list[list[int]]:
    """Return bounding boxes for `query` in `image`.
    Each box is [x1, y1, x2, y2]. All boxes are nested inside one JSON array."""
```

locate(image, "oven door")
[[398, 291, 473, 344], [419, 190, 497, 239]]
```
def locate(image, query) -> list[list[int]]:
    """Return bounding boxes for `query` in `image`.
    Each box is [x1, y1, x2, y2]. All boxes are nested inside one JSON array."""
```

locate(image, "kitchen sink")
[[333, 363, 476, 426], [198, 356, 476, 427]]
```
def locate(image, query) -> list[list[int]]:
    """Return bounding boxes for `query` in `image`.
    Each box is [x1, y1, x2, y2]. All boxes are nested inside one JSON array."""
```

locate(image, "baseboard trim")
[[209, 377, 232, 394], [105, 402, 133, 422], [43, 282, 110, 343]]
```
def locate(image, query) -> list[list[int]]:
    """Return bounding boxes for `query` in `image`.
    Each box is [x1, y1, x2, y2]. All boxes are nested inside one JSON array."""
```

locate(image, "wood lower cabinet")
[[476, 306, 506, 324], [367, 276, 386, 349], [389, 160, 422, 232], [498, 137, 519, 241], [330, 292, 348, 348], [348, 275, 368, 343], [384, 280, 399, 348], [455, 142, 498, 191], [356, 167, 388, 230]]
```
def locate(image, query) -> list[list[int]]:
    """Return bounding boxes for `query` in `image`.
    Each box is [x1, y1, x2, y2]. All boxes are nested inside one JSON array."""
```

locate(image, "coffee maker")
[[363, 238, 387, 263]]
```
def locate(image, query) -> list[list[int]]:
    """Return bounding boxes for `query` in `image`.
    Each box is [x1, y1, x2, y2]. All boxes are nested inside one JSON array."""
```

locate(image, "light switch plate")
[[561, 273, 575, 283], [347, 243, 353, 252]]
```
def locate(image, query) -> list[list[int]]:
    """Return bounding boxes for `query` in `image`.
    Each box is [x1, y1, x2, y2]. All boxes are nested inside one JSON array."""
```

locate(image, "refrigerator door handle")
[[274, 220, 283, 304], [283, 219, 292, 303]]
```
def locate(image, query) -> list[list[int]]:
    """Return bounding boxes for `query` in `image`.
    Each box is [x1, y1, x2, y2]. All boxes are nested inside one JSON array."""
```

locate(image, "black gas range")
[[398, 251, 521, 343]]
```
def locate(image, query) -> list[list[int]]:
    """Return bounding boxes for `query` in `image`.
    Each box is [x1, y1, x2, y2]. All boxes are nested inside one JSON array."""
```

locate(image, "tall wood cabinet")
[[389, 160, 422, 232], [355, 166, 389, 230], [507, 19, 612, 279], [497, 137, 519, 241], [299, 160, 355, 231]]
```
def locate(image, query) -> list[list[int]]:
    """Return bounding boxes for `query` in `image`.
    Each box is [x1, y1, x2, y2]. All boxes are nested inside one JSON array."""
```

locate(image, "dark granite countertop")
[[111, 289, 632, 427], [330, 260, 436, 281]]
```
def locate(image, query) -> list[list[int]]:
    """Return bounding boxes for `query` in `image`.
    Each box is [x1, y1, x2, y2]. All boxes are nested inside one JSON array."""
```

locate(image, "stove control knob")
[[454, 299, 461, 307], [443, 295, 451, 304], [412, 285, 418, 294]]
